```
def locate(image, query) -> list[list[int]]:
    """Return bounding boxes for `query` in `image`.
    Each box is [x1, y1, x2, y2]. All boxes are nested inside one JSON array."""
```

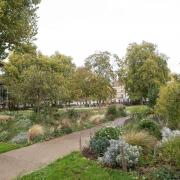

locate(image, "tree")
[[91, 75, 116, 107], [72, 67, 94, 104], [0, 0, 41, 59], [155, 82, 180, 129], [3, 51, 69, 113], [21, 65, 64, 117], [85, 51, 116, 82], [119, 41, 169, 105]]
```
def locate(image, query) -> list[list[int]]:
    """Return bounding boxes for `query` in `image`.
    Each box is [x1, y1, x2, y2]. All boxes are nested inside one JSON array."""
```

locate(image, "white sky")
[[36, 0, 180, 73]]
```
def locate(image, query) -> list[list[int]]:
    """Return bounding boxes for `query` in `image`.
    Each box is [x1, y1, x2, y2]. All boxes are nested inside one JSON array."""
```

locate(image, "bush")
[[89, 137, 110, 156], [15, 118, 32, 129], [67, 109, 79, 119], [161, 127, 180, 143], [99, 139, 141, 168], [106, 105, 118, 121], [149, 167, 180, 180], [94, 127, 122, 140], [28, 125, 44, 141], [157, 137, 180, 166], [0, 131, 10, 141], [106, 105, 126, 121], [155, 82, 180, 129], [123, 131, 157, 153], [11, 132, 28, 144], [138, 119, 161, 139], [117, 105, 127, 117]]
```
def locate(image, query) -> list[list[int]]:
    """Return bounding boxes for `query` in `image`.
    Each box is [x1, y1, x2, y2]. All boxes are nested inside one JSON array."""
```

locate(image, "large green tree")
[[119, 41, 169, 105], [85, 51, 116, 82], [0, 0, 40, 59], [155, 82, 180, 129]]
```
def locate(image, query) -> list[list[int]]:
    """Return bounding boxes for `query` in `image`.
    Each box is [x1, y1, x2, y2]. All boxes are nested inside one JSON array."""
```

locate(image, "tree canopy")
[[119, 41, 169, 105], [0, 0, 41, 59]]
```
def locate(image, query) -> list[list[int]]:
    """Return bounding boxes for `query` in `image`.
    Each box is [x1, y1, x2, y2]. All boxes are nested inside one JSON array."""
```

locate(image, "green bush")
[[157, 137, 180, 167], [67, 109, 79, 119], [148, 167, 180, 180], [138, 119, 161, 139], [117, 105, 127, 117], [155, 82, 180, 129], [106, 105, 126, 121], [94, 127, 122, 140], [0, 131, 10, 142], [90, 137, 110, 156]]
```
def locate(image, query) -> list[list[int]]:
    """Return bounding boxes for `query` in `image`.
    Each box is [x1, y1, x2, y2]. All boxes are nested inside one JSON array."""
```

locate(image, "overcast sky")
[[36, 0, 180, 73]]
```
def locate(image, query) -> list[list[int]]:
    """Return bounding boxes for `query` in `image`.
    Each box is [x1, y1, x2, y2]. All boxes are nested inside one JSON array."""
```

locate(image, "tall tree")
[[0, 0, 41, 59], [119, 41, 169, 105], [85, 51, 116, 82]]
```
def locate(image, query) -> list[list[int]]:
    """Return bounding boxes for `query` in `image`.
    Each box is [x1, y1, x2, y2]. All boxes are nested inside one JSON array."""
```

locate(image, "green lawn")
[[19, 152, 136, 180], [0, 142, 21, 153], [126, 105, 150, 114]]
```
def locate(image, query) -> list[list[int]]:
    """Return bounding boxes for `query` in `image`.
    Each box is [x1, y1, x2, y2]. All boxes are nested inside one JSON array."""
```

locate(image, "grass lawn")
[[19, 152, 136, 180], [126, 105, 149, 114], [0, 142, 21, 153]]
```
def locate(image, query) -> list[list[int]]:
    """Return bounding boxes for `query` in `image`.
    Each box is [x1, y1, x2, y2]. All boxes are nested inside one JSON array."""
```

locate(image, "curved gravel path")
[[0, 117, 129, 180]]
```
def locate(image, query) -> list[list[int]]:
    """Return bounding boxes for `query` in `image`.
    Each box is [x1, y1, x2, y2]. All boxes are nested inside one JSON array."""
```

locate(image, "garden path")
[[0, 117, 129, 180]]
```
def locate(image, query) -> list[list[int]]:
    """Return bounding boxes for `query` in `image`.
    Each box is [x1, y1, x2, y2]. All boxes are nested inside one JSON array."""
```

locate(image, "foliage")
[[0, 0, 40, 59], [19, 152, 135, 180], [11, 132, 28, 144], [148, 167, 180, 180], [106, 105, 126, 121], [0, 130, 9, 141], [28, 125, 44, 141], [89, 137, 110, 156], [0, 143, 21, 154], [161, 127, 180, 143], [157, 137, 180, 166], [155, 82, 180, 129], [119, 41, 169, 104], [138, 119, 161, 139], [15, 119, 32, 130], [123, 131, 157, 153], [94, 127, 122, 140], [99, 139, 141, 168], [85, 51, 116, 82], [66, 108, 79, 119]]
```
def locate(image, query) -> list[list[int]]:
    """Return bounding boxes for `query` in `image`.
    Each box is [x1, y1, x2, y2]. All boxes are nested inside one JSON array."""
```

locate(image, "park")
[[0, 0, 180, 179]]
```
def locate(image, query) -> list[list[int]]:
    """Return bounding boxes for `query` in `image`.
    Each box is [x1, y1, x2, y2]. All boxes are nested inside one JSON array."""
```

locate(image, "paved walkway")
[[0, 117, 129, 180]]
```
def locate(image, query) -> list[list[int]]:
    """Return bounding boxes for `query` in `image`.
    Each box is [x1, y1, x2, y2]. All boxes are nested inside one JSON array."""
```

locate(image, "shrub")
[[11, 132, 28, 144], [89, 137, 110, 156], [161, 127, 180, 143], [157, 136, 180, 166], [106, 105, 118, 121], [106, 105, 126, 121], [138, 119, 161, 139], [99, 139, 141, 168], [89, 114, 105, 125], [94, 127, 122, 140], [61, 127, 73, 134], [123, 131, 157, 153], [117, 105, 127, 117], [148, 167, 180, 180], [0, 131, 10, 141], [28, 125, 44, 141], [155, 82, 180, 129], [82, 147, 97, 160], [67, 109, 79, 119], [15, 118, 32, 129]]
